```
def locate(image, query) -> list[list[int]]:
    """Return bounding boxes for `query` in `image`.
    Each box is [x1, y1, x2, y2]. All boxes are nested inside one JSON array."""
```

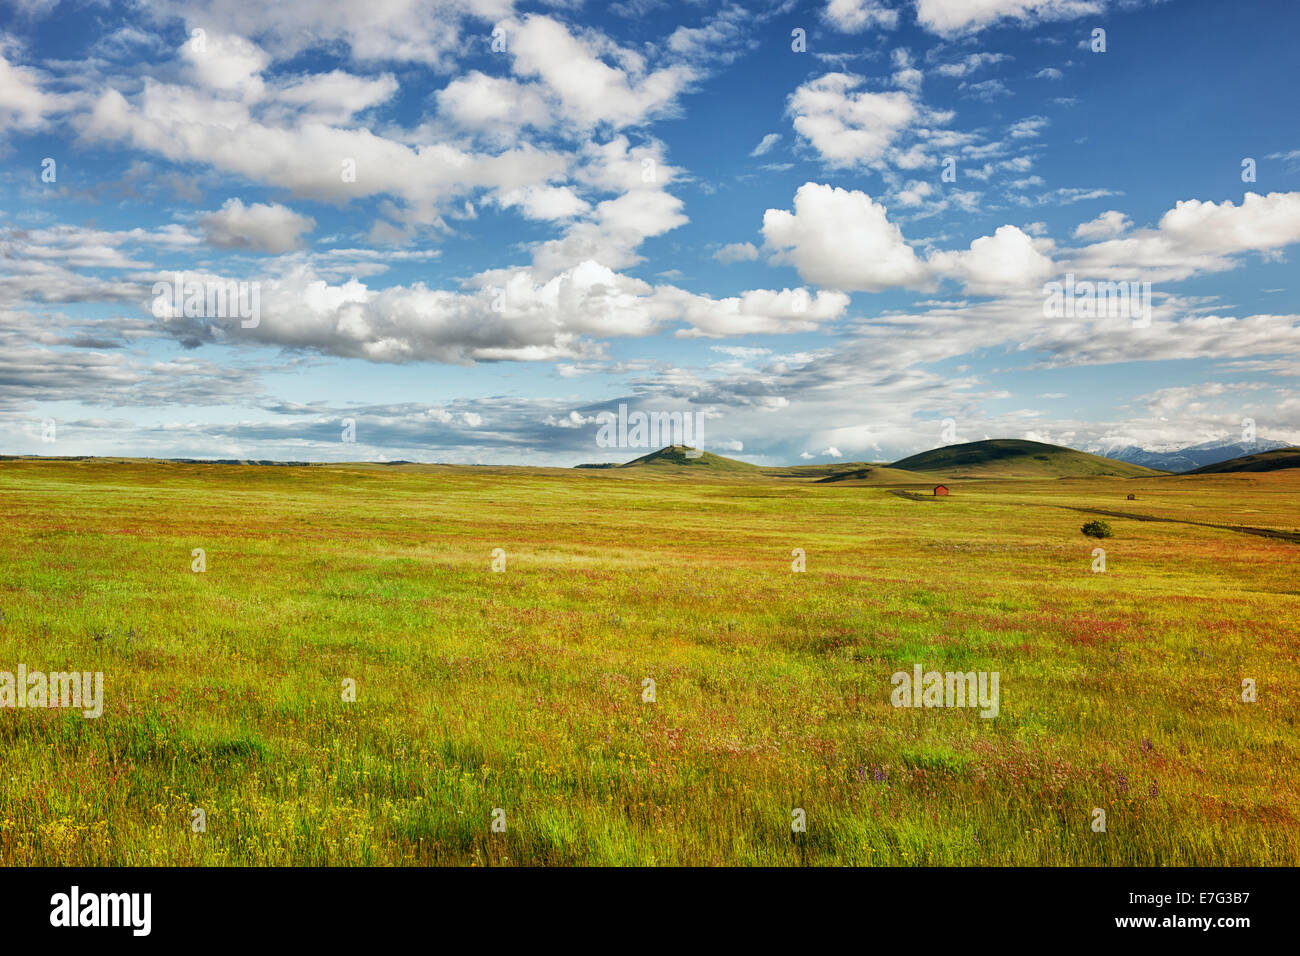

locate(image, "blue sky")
[[2, 0, 1297, 465]]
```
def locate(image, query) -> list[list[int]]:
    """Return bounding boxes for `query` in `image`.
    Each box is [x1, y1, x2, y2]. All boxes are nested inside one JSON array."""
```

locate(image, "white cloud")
[[670, 287, 851, 338], [764, 183, 929, 292], [788, 73, 917, 169], [78, 81, 569, 215], [505, 15, 695, 130], [160, 0, 511, 69], [935, 52, 1010, 77], [750, 133, 781, 157], [490, 185, 591, 222], [198, 198, 316, 253], [1073, 210, 1131, 240], [436, 71, 552, 139], [824, 0, 901, 33], [714, 242, 759, 263], [928, 224, 1055, 295], [1008, 115, 1049, 138], [895, 180, 935, 206], [153, 256, 851, 363], [272, 70, 398, 124], [0, 49, 65, 131], [531, 188, 688, 274], [1068, 191, 1300, 282], [915, 0, 1104, 36], [1266, 148, 1300, 172], [181, 32, 270, 98]]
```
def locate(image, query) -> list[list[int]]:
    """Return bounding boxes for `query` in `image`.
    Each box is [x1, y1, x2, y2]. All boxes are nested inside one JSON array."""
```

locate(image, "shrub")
[[1081, 519, 1113, 539]]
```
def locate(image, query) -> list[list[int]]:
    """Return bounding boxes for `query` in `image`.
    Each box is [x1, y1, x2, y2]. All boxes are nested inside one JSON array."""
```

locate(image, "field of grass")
[[891, 438, 1165, 478], [0, 458, 1296, 866]]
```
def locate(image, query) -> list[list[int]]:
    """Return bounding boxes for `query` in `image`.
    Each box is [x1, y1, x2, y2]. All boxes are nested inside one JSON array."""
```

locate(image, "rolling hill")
[[612, 446, 900, 480], [585, 440, 1166, 479], [1184, 447, 1300, 474], [889, 439, 1165, 478], [815, 465, 940, 484], [616, 445, 761, 471]]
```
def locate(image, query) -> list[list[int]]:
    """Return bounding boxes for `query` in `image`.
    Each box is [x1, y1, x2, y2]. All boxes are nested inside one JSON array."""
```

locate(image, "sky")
[[1, 0, 1298, 466]]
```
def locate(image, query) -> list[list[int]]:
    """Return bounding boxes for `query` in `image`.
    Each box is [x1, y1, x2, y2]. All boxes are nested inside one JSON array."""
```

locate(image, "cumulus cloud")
[[78, 79, 570, 216], [788, 73, 917, 169], [1073, 210, 1131, 240], [271, 69, 399, 124], [763, 184, 1060, 296], [504, 14, 696, 130], [0, 49, 68, 131], [435, 71, 552, 139], [823, 0, 901, 32], [490, 185, 591, 222], [762, 182, 929, 291], [198, 199, 316, 253], [714, 242, 759, 263], [181, 31, 270, 97], [152, 257, 849, 363], [928, 224, 1055, 294], [915, 0, 1105, 36], [669, 287, 850, 338], [148, 0, 509, 69], [1067, 191, 1300, 281]]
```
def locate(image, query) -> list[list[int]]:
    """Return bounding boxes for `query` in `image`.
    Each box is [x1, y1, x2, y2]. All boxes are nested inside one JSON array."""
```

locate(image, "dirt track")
[[884, 488, 1300, 544], [1065, 507, 1300, 544]]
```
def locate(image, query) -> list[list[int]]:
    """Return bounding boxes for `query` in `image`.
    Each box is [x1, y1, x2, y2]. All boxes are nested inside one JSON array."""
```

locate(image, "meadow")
[[0, 458, 1296, 866]]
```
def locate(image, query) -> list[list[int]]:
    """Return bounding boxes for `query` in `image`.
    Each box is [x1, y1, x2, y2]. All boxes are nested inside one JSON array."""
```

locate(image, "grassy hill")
[[591, 440, 1164, 480], [815, 465, 939, 485], [617, 445, 762, 471], [608, 447, 931, 482], [890, 439, 1165, 478], [1185, 447, 1300, 474]]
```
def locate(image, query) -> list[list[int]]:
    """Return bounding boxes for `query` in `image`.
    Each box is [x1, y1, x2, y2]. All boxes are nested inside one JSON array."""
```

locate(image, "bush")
[[1081, 519, 1113, 539]]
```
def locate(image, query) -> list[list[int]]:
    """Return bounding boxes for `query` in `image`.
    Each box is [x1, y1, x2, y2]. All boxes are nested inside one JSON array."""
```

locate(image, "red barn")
[[934, 484, 949, 496]]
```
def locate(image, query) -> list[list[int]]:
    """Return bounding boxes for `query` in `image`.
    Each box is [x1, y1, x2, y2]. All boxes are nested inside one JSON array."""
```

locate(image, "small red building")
[[934, 484, 949, 496]]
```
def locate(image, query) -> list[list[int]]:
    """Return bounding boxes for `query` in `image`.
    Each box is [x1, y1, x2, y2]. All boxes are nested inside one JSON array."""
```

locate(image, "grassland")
[[1188, 447, 1300, 474], [0, 457, 1296, 866], [891, 438, 1165, 478]]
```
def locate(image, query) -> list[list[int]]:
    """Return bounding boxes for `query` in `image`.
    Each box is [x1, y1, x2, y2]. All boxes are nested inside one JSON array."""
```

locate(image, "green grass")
[[891, 439, 1166, 478], [1188, 447, 1300, 474], [0, 458, 1295, 865]]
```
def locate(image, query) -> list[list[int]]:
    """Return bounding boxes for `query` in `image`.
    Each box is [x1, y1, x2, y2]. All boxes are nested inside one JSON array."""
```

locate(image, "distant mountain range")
[[1096, 437, 1293, 473], [598, 440, 1165, 479], [591, 439, 1300, 479]]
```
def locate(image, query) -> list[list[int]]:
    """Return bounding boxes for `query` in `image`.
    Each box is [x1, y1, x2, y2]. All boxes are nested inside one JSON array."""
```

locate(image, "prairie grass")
[[0, 459, 1296, 865]]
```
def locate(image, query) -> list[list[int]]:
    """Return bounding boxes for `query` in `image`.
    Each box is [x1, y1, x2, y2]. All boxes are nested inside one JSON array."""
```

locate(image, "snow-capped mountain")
[[1097, 438, 1293, 473]]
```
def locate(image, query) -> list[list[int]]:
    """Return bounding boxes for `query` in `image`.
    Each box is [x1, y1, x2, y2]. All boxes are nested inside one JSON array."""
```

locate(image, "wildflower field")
[[0, 458, 1295, 865]]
